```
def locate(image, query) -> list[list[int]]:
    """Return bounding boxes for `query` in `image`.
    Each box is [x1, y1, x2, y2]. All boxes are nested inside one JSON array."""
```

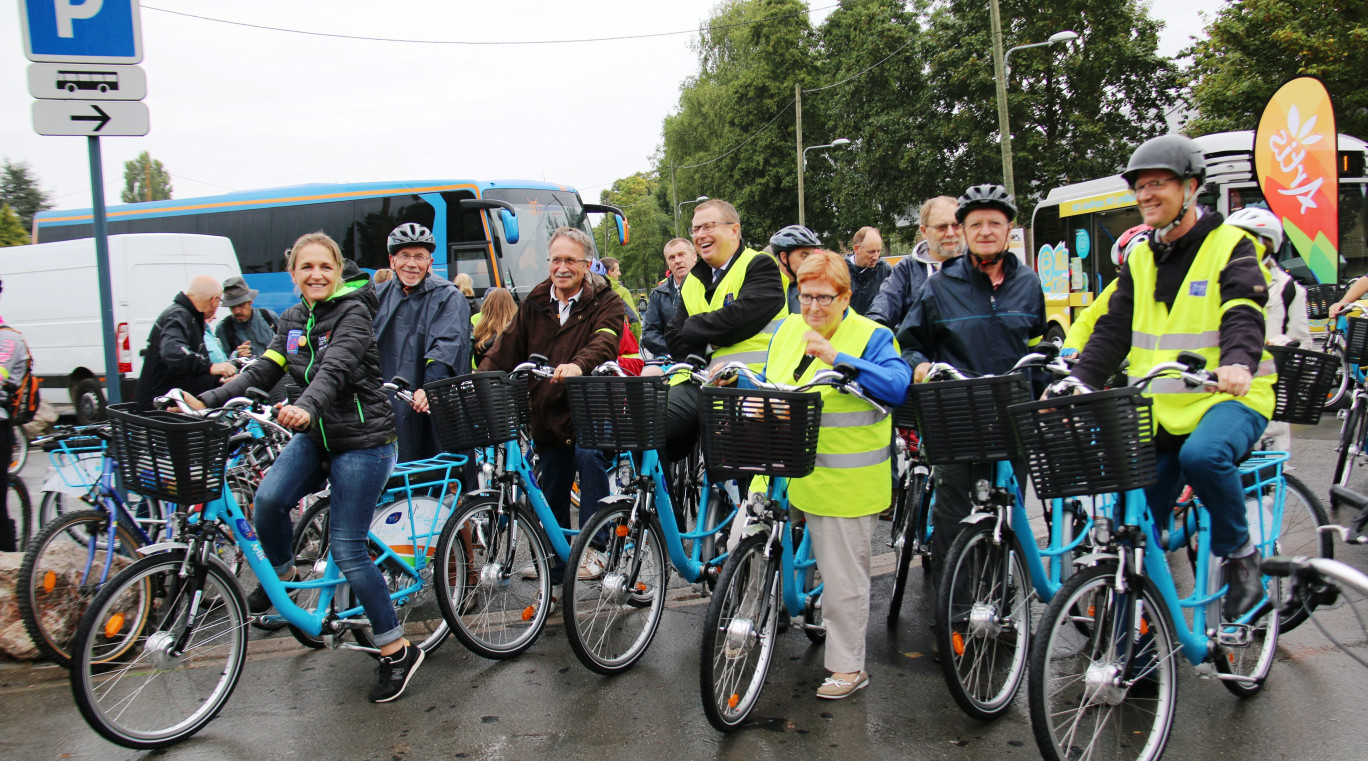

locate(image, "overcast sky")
[[1, 0, 1224, 211]]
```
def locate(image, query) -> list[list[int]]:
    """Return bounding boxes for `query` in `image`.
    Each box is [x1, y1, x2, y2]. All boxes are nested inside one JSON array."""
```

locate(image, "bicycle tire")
[[10, 428, 28, 476], [935, 521, 1031, 721], [886, 469, 930, 626], [38, 490, 72, 531], [1214, 577, 1280, 697], [10, 478, 32, 551], [69, 549, 248, 749], [1323, 338, 1351, 411], [434, 495, 553, 660], [564, 503, 668, 674], [17, 508, 141, 667], [699, 533, 781, 731], [1028, 563, 1178, 761], [802, 564, 825, 645], [351, 546, 451, 654], [1332, 398, 1368, 508], [286, 496, 334, 649], [1274, 473, 1333, 631]]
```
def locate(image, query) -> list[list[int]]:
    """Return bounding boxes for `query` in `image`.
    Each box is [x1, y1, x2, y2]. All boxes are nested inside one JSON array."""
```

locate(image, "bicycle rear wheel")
[[352, 548, 450, 654], [1332, 399, 1367, 504], [936, 522, 1031, 720], [1275, 473, 1333, 631], [564, 503, 668, 674], [434, 495, 553, 660], [11, 479, 32, 551], [286, 496, 336, 648], [699, 533, 781, 731], [1028, 563, 1177, 761], [69, 549, 248, 749], [10, 429, 28, 475], [17, 508, 141, 667], [887, 469, 930, 626], [1322, 337, 1351, 411]]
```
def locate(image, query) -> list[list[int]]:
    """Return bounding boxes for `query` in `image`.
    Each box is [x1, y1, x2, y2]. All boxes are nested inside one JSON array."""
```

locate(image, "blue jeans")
[[538, 444, 610, 584], [253, 435, 404, 647], [1144, 400, 1269, 557]]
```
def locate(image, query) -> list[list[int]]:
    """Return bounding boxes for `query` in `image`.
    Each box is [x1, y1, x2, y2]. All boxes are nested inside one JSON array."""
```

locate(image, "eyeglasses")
[[392, 252, 431, 262], [927, 222, 962, 234], [691, 221, 734, 236], [1132, 177, 1179, 194], [797, 293, 839, 306], [548, 256, 587, 267]]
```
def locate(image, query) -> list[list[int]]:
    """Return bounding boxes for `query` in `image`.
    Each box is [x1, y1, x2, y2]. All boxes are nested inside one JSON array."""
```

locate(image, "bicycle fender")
[[461, 488, 503, 502], [960, 512, 997, 526], [137, 541, 189, 556], [595, 495, 636, 510], [1072, 551, 1119, 567]]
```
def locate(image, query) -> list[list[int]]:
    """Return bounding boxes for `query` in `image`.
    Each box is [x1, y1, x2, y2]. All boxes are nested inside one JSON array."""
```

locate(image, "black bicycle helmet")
[[955, 184, 1017, 224], [769, 224, 823, 253], [386, 222, 436, 255], [1121, 134, 1206, 189]]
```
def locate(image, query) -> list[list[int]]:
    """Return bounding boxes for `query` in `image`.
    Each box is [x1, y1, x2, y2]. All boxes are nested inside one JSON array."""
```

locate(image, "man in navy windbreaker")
[[373, 223, 471, 462]]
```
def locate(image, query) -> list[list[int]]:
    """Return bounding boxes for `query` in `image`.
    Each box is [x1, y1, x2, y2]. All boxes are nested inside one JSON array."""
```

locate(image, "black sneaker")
[[369, 644, 425, 703], [246, 585, 273, 616], [1221, 551, 1265, 621]]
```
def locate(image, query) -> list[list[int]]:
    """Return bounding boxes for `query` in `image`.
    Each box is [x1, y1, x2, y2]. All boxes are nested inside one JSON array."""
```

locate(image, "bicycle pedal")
[[1216, 625, 1253, 648], [338, 642, 380, 656]]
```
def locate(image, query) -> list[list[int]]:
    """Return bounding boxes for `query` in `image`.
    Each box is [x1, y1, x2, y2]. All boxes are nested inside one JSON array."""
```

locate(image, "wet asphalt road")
[[2, 419, 1366, 761]]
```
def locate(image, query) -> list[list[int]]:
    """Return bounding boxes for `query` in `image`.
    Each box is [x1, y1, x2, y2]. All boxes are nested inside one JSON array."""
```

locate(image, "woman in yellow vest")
[[763, 250, 911, 699]]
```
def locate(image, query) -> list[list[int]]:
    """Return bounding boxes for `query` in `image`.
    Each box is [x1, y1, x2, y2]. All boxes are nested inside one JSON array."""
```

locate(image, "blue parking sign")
[[19, 0, 144, 64]]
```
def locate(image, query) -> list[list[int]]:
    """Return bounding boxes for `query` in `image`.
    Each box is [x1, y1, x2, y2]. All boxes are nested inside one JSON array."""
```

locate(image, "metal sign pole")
[[87, 135, 122, 406]]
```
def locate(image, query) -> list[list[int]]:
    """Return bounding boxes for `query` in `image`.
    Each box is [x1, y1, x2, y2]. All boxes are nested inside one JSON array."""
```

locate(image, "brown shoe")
[[816, 671, 869, 699]]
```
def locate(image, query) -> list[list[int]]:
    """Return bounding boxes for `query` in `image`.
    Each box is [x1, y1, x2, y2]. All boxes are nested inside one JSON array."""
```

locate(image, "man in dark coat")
[[134, 276, 238, 410]]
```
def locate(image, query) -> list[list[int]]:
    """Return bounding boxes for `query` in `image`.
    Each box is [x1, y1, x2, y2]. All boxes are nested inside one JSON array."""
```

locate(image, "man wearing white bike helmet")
[[1061, 223, 1152, 357], [1067, 134, 1276, 621], [374, 222, 471, 462]]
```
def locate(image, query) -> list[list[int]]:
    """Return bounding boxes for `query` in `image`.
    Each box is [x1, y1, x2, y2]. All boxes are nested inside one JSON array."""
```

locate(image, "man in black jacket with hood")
[[135, 275, 238, 410]]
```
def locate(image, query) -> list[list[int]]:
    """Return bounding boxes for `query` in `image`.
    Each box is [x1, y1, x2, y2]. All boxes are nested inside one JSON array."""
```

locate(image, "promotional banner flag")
[[1254, 77, 1339, 284]]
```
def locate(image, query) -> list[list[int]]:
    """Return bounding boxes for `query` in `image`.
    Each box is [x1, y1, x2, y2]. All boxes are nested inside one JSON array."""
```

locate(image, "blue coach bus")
[[33, 179, 628, 313]]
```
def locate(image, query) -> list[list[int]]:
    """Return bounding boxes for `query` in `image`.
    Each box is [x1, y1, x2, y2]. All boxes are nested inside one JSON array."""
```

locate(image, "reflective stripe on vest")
[[680, 248, 787, 374], [1126, 224, 1275, 434], [765, 312, 892, 518]]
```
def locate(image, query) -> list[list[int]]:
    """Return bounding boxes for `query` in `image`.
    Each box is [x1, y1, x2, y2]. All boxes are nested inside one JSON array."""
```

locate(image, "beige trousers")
[[799, 511, 875, 674]]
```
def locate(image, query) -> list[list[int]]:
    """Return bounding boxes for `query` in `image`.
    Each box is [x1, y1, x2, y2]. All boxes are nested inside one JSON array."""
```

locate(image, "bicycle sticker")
[[384, 511, 403, 525], [286, 329, 304, 354], [235, 518, 258, 541]]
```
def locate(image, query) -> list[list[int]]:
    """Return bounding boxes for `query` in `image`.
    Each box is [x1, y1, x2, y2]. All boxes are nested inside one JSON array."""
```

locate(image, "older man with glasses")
[[374, 222, 471, 462], [866, 196, 965, 330]]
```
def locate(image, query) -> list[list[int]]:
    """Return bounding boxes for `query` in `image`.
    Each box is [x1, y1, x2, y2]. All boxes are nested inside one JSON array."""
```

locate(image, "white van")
[[0, 233, 241, 423]]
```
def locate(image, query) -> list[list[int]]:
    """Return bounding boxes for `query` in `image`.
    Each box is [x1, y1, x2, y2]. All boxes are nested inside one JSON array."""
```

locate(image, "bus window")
[[482, 188, 592, 297]]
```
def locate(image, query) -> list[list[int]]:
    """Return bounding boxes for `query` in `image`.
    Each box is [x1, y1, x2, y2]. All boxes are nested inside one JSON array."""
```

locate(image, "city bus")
[[33, 179, 628, 314], [1030, 130, 1368, 340]]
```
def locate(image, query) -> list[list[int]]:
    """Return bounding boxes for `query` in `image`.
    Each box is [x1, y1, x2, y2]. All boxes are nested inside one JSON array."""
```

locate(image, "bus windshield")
[[482, 187, 593, 296]]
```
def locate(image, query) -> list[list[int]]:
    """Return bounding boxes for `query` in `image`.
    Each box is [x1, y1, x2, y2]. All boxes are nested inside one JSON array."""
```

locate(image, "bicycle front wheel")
[[69, 549, 249, 749], [10, 479, 32, 550], [434, 495, 553, 660], [1028, 563, 1178, 761], [1323, 338, 1351, 411], [699, 533, 781, 731], [1332, 399, 1368, 503], [564, 503, 668, 674], [17, 508, 141, 667], [887, 469, 930, 626], [936, 522, 1032, 720]]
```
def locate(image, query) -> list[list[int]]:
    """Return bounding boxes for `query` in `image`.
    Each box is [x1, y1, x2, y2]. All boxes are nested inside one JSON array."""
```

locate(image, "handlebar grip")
[[1175, 350, 1207, 372], [529, 353, 549, 366], [1260, 556, 1302, 578], [685, 354, 708, 369], [1330, 485, 1368, 512]]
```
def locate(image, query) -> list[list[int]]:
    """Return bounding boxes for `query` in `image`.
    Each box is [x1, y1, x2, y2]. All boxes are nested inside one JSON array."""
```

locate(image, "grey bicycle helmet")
[[769, 224, 823, 253], [1121, 134, 1207, 241], [387, 223, 436, 255], [955, 184, 1018, 224]]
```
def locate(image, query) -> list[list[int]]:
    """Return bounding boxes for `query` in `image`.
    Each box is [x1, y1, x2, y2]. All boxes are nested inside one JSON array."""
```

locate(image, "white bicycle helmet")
[[1225, 207, 1285, 253], [387, 223, 436, 255]]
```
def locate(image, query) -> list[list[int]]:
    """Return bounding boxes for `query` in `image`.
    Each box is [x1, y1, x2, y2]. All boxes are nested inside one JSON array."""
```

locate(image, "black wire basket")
[[565, 375, 670, 452], [107, 403, 233, 504], [1345, 316, 1368, 365], [891, 396, 919, 430], [509, 372, 533, 426], [1008, 387, 1156, 501], [1267, 345, 1340, 425], [907, 373, 1030, 464], [699, 386, 822, 480], [425, 372, 521, 450], [1304, 283, 1347, 320]]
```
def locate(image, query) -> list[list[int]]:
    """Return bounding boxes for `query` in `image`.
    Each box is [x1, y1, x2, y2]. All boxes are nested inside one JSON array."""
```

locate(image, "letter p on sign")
[[20, 0, 142, 64], [56, 0, 104, 38]]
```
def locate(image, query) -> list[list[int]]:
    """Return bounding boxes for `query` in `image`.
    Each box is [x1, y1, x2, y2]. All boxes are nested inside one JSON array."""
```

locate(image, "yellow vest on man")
[[764, 312, 893, 518], [680, 248, 787, 372], [1125, 225, 1276, 435]]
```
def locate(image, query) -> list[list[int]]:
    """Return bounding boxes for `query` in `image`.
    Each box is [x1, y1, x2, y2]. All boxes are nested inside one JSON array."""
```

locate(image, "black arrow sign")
[[70, 104, 111, 132]]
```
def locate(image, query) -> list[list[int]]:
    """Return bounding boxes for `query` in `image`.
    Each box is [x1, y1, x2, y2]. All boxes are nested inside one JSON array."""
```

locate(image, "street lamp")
[[989, 5, 1078, 199], [675, 195, 709, 236], [798, 138, 851, 226]]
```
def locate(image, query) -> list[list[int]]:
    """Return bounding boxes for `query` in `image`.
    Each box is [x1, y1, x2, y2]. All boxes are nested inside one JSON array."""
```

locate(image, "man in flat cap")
[[215, 275, 278, 360]]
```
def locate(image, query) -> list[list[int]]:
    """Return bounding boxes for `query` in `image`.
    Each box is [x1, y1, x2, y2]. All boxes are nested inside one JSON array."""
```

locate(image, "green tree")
[[920, 0, 1178, 218], [594, 170, 674, 290], [1184, 0, 1368, 139], [0, 159, 53, 233], [660, 0, 817, 247], [121, 151, 173, 203], [0, 204, 29, 247]]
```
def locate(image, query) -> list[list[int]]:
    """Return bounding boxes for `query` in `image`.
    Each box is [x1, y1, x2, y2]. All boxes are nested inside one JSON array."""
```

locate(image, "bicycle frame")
[[612, 448, 734, 584], [473, 439, 578, 561], [219, 453, 467, 636], [746, 476, 823, 619]]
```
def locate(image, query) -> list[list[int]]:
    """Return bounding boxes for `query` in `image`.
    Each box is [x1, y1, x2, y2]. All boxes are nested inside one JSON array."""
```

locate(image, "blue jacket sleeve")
[[896, 279, 937, 370], [833, 328, 910, 406], [866, 259, 913, 329]]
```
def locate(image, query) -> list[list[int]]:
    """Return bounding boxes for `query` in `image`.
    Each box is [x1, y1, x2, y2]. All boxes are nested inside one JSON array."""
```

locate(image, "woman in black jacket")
[[189, 232, 422, 703]]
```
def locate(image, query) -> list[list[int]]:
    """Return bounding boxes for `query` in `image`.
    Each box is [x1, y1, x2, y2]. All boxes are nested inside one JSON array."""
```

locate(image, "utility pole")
[[989, 0, 1015, 199], [670, 162, 680, 237], [795, 82, 805, 226], [144, 159, 151, 202]]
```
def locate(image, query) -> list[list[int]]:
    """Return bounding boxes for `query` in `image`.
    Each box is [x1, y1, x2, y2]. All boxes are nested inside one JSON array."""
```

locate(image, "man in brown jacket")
[[479, 226, 626, 589]]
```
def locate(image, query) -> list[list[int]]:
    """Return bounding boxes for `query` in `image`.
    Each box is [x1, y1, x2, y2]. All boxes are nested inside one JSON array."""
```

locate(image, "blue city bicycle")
[[1019, 356, 1295, 761], [67, 393, 466, 749]]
